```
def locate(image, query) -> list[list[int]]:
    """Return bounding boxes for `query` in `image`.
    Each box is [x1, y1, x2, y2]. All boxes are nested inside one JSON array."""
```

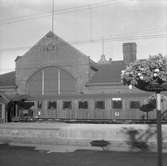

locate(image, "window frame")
[[47, 100, 57, 110], [129, 101, 140, 109], [78, 101, 88, 109], [63, 101, 72, 110], [112, 98, 123, 109], [95, 100, 105, 110]]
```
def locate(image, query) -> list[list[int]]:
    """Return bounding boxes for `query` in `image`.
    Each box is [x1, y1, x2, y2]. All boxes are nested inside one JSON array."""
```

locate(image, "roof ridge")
[[20, 31, 90, 61]]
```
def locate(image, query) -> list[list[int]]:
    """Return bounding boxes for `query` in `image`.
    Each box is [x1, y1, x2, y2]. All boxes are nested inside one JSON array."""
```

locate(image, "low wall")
[[0, 123, 167, 152]]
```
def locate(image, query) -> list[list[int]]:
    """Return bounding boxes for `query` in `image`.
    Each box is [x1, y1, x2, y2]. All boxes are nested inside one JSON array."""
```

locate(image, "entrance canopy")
[[9, 94, 34, 109], [11, 94, 32, 102]]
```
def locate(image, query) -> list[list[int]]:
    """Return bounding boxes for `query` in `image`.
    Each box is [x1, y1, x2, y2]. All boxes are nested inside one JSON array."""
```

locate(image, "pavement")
[[0, 143, 167, 166]]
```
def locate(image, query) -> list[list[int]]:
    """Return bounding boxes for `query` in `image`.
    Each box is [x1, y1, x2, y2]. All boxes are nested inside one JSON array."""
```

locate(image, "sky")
[[0, 0, 167, 74]]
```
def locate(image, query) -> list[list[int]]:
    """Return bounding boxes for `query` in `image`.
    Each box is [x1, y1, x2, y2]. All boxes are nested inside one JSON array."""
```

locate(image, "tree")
[[121, 54, 167, 91], [121, 54, 167, 166]]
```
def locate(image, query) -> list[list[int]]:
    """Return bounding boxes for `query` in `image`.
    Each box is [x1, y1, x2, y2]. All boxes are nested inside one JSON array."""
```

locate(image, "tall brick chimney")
[[123, 42, 137, 65]]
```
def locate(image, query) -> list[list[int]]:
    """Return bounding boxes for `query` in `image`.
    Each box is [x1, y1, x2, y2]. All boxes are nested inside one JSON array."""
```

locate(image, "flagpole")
[[52, 0, 54, 33]]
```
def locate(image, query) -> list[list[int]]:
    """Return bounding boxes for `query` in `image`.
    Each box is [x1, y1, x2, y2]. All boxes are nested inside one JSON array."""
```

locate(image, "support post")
[[42, 70, 45, 96], [156, 92, 162, 166], [58, 70, 61, 95]]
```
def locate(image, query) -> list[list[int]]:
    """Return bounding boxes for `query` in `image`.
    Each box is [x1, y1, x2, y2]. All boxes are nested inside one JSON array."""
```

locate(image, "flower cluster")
[[121, 54, 167, 91]]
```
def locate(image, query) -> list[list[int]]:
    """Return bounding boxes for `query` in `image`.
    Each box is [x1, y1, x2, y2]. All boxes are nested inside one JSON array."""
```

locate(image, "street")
[[0, 144, 167, 166]]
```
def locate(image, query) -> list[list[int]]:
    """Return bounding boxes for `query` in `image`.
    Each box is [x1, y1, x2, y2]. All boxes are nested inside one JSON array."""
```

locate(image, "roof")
[[87, 60, 126, 85], [0, 71, 16, 87], [21, 31, 89, 60], [0, 92, 10, 103], [0, 61, 126, 88], [28, 92, 153, 100]]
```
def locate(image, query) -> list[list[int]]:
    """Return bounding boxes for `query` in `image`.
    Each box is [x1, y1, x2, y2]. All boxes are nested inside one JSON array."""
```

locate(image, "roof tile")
[[0, 71, 16, 87], [88, 61, 126, 84]]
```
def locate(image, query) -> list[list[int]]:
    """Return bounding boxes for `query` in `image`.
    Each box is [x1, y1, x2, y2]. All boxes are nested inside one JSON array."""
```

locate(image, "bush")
[[90, 140, 110, 151]]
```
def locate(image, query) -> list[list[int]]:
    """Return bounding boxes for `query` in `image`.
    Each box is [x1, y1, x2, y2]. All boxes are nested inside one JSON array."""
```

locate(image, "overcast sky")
[[0, 0, 167, 74]]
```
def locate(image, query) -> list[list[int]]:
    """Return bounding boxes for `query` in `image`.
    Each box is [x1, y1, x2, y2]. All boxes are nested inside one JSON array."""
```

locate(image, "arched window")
[[26, 66, 77, 96]]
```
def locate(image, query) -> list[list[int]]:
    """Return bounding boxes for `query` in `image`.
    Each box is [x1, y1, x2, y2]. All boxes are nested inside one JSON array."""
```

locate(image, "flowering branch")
[[121, 54, 167, 91]]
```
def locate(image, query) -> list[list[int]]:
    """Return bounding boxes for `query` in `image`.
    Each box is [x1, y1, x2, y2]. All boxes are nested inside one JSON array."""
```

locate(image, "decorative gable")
[[15, 31, 90, 94]]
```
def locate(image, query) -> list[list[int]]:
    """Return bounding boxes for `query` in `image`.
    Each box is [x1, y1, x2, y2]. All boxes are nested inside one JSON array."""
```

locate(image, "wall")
[[86, 84, 152, 94], [0, 123, 167, 152], [26, 94, 158, 120], [15, 31, 90, 94]]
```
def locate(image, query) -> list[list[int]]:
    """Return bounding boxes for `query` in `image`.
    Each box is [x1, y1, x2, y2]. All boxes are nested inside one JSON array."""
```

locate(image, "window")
[[37, 101, 42, 109], [47, 101, 57, 109], [78, 101, 88, 109], [95, 101, 105, 109], [130, 101, 140, 109], [112, 98, 122, 109], [63, 101, 72, 109]]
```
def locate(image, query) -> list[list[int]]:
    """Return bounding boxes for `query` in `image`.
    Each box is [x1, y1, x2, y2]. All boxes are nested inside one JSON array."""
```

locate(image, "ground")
[[0, 144, 167, 166]]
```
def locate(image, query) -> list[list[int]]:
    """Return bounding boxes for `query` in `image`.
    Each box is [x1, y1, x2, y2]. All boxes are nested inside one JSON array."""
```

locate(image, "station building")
[[0, 31, 164, 122]]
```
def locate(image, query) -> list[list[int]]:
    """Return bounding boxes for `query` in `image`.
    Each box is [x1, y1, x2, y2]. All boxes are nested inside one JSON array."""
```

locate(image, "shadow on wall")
[[122, 125, 156, 152], [90, 140, 110, 151]]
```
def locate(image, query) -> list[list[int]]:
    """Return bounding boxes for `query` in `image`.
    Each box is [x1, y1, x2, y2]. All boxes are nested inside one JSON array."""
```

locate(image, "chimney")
[[123, 42, 137, 65]]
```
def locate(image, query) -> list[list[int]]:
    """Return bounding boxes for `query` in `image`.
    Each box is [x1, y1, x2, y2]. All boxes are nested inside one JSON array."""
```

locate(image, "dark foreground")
[[0, 144, 167, 166]]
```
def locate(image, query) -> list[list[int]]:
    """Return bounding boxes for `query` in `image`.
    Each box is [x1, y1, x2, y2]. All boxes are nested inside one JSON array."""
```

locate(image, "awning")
[[15, 100, 34, 109], [8, 94, 34, 109], [11, 94, 32, 102]]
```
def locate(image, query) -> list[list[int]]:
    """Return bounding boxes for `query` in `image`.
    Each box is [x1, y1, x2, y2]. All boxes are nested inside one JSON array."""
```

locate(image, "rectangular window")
[[130, 101, 140, 109], [63, 101, 72, 109], [95, 101, 105, 109], [47, 101, 57, 110], [37, 101, 42, 109], [112, 98, 122, 109], [78, 101, 88, 109]]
